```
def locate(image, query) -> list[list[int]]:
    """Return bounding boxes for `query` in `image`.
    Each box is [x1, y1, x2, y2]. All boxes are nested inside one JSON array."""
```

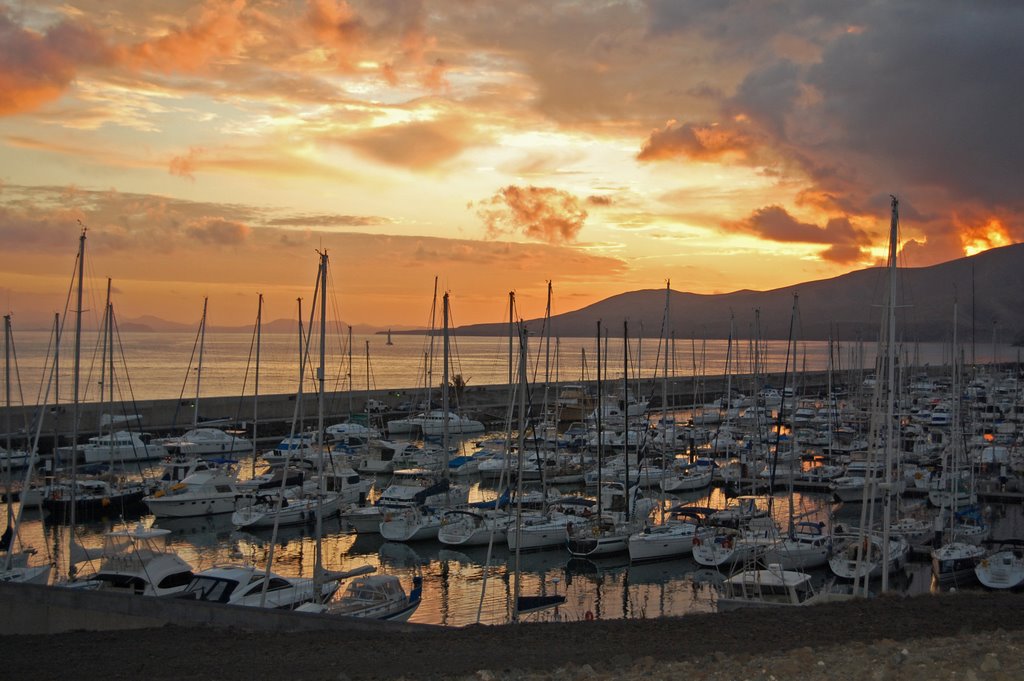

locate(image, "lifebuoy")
[[51, 490, 63, 501], [722, 538, 733, 550], [585, 610, 594, 621], [692, 537, 701, 546]]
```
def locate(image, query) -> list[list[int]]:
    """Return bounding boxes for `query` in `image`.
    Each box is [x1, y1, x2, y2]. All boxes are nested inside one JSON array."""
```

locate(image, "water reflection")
[[10, 480, 1020, 626]]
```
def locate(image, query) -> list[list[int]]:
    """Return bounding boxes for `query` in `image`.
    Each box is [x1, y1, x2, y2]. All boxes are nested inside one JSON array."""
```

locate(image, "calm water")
[[7, 329, 1014, 405]]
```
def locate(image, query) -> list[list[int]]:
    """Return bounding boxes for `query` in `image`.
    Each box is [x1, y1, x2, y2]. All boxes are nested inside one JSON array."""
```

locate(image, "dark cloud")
[[728, 205, 871, 263], [477, 185, 588, 244]]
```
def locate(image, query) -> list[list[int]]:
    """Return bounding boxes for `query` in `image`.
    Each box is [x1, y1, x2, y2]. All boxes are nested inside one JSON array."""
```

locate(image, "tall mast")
[[595, 320, 603, 519], [623, 319, 630, 522], [442, 293, 451, 483], [4, 315, 11, 536], [252, 294, 262, 477], [69, 228, 85, 571], [193, 297, 208, 430], [511, 325, 528, 623], [347, 326, 353, 416], [880, 195, 899, 594], [314, 250, 328, 590]]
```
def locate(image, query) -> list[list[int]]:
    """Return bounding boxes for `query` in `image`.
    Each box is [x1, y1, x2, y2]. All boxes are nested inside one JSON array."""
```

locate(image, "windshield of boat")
[[183, 576, 237, 602]]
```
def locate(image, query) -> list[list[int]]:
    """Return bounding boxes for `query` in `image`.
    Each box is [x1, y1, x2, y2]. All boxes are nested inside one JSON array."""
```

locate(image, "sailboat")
[[155, 299, 253, 459], [386, 329, 394, 346], [566, 321, 656, 558], [930, 300, 987, 586], [828, 196, 910, 590], [0, 314, 52, 585], [379, 292, 468, 542]]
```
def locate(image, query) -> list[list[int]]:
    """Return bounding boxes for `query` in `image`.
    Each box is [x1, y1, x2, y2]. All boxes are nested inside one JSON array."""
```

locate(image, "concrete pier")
[[1, 370, 839, 451]]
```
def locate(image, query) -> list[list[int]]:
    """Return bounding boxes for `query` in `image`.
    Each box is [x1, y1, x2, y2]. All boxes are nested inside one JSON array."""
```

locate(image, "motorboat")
[[79, 431, 159, 464], [157, 428, 253, 457], [176, 565, 343, 609], [417, 410, 485, 437], [325, 420, 380, 441], [717, 563, 850, 611], [63, 524, 194, 597], [143, 467, 252, 518], [261, 433, 321, 467]]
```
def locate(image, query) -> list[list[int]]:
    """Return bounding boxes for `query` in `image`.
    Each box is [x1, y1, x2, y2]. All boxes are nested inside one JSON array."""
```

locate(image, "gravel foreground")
[[4, 592, 1023, 680]]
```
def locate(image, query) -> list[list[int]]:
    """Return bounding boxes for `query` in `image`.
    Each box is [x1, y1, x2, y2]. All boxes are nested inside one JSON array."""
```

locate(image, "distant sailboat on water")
[[386, 329, 394, 346]]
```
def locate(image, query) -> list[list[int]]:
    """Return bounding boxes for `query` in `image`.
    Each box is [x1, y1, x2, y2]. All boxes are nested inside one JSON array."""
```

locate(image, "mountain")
[[117, 316, 417, 335], [450, 243, 1024, 343]]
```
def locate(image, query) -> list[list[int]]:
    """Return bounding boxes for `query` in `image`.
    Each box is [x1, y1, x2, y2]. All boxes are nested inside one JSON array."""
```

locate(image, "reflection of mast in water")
[[440, 558, 450, 626]]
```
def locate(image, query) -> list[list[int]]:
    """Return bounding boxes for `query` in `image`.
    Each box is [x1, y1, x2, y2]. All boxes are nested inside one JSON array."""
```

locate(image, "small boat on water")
[[305, 574, 422, 621]]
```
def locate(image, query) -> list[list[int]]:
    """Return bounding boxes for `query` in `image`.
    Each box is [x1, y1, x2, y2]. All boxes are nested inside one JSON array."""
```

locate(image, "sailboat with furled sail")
[[829, 196, 910, 589]]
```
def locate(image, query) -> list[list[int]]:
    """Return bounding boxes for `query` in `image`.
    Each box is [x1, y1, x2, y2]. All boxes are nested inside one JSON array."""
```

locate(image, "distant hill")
[[117, 316, 418, 336], [450, 243, 1024, 342]]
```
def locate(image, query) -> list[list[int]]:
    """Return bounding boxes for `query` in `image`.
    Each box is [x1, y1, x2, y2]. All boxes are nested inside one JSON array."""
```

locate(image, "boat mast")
[[252, 294, 262, 478], [4, 315, 11, 538], [314, 249, 328, 594], [193, 297, 208, 430], [623, 319, 630, 523], [880, 195, 899, 594], [596, 320, 603, 519], [511, 325, 528, 623], [442, 293, 451, 498], [68, 228, 85, 575], [347, 325, 353, 417]]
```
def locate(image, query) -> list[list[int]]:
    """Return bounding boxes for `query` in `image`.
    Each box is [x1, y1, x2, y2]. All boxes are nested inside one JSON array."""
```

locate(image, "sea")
[[6, 329, 1018, 405]]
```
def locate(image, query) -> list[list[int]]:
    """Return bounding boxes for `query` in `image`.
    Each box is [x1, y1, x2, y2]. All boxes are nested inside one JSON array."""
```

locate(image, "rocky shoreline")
[[3, 591, 1023, 680]]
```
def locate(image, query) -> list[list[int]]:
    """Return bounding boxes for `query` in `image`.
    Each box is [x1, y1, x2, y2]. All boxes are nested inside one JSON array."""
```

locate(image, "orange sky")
[[1, 1, 1021, 329]]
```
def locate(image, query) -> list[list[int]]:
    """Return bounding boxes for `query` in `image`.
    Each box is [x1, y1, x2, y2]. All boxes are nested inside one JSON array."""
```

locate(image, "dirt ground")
[[4, 591, 1023, 680]]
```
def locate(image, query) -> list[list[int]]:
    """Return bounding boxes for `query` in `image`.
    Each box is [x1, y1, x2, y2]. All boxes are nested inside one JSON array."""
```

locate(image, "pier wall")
[[2, 370, 843, 448], [0, 582, 426, 635]]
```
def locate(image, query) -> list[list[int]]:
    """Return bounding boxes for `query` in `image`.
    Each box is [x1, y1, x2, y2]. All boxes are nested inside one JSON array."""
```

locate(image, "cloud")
[[0, 8, 114, 114], [341, 118, 483, 170], [185, 216, 250, 244], [637, 120, 760, 163], [124, 0, 250, 73], [728, 205, 871, 263], [476, 185, 589, 244]]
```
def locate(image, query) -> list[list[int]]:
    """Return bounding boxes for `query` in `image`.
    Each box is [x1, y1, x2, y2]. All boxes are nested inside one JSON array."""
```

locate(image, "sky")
[[0, 0, 1021, 330]]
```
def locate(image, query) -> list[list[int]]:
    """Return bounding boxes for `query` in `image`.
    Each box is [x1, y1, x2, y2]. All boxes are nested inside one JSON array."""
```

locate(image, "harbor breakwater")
[[2, 369, 840, 451]]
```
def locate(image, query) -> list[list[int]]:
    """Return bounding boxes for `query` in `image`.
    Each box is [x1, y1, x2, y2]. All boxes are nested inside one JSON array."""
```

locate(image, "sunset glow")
[[1, 1, 1021, 328]]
